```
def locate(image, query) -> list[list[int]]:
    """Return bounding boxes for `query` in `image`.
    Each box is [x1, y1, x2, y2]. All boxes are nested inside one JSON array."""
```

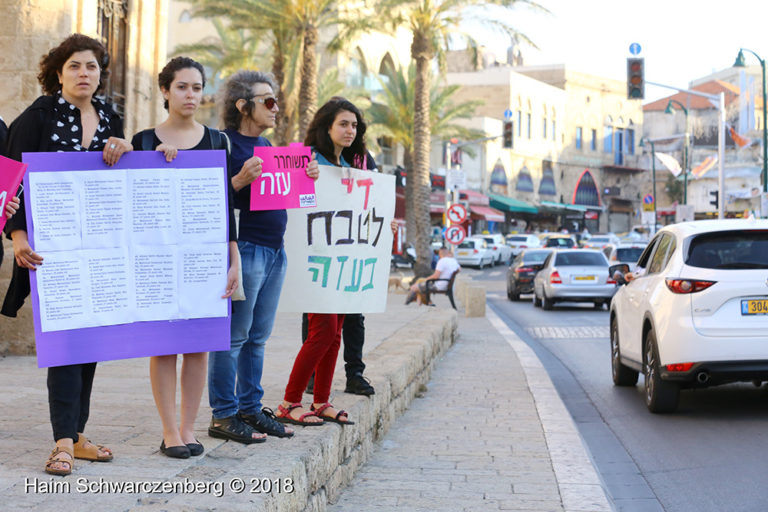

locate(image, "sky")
[[470, 0, 768, 102]]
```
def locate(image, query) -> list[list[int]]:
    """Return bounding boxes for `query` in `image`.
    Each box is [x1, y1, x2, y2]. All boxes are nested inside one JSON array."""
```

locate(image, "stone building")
[[0, 0, 170, 355], [0, 0, 169, 136]]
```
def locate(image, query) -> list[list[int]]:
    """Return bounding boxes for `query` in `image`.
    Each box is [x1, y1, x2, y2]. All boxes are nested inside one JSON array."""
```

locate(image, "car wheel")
[[611, 317, 638, 386], [542, 292, 554, 311], [644, 329, 679, 413], [594, 301, 604, 310], [478, 260, 485, 270], [533, 289, 541, 307], [509, 290, 520, 301]]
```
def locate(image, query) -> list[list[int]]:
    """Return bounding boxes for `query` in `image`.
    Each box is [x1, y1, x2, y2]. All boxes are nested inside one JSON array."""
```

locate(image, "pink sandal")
[[275, 403, 324, 426]]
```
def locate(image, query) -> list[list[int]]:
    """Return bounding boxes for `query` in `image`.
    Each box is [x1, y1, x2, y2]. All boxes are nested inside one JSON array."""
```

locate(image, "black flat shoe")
[[186, 440, 204, 456], [160, 440, 191, 459]]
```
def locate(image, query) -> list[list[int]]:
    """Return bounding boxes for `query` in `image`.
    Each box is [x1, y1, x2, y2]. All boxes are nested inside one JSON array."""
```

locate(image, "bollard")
[[464, 286, 486, 317], [453, 276, 468, 306]]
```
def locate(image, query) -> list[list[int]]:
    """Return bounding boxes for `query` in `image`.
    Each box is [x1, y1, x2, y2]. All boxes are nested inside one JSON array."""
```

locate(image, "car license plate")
[[573, 275, 596, 282], [741, 299, 768, 315], [457, 250, 468, 256]]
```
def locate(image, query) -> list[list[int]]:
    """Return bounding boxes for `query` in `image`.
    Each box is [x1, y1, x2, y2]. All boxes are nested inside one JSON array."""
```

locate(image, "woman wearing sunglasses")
[[207, 70, 319, 443], [130, 56, 241, 458]]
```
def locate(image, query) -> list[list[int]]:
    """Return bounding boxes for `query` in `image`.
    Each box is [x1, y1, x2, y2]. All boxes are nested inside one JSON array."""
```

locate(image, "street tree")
[[372, 0, 546, 276]]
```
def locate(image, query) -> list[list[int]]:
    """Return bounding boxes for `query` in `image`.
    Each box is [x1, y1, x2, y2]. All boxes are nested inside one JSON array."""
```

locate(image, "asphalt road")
[[467, 264, 768, 512]]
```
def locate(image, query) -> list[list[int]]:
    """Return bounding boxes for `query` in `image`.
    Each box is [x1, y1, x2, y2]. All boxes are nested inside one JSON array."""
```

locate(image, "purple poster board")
[[22, 150, 231, 368], [250, 143, 316, 210]]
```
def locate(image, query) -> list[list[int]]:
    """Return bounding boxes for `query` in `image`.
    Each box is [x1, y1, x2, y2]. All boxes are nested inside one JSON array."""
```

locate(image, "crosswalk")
[[526, 325, 610, 339]]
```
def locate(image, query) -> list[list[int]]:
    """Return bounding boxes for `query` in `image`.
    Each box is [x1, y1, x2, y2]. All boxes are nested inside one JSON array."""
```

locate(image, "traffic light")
[[503, 120, 513, 149], [627, 58, 644, 100], [709, 190, 719, 209]]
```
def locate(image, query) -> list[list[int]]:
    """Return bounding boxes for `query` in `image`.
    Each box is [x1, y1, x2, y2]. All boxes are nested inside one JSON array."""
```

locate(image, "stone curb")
[[287, 308, 458, 512], [486, 308, 613, 512]]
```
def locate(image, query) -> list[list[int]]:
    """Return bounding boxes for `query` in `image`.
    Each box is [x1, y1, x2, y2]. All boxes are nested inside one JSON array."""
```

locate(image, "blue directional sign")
[[629, 42, 642, 56], [503, 109, 513, 119], [643, 193, 654, 204]]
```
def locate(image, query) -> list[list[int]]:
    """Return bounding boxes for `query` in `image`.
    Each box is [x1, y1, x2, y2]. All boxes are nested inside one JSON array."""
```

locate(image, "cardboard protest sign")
[[250, 143, 316, 210], [278, 165, 395, 314], [0, 154, 27, 231], [23, 150, 231, 368]]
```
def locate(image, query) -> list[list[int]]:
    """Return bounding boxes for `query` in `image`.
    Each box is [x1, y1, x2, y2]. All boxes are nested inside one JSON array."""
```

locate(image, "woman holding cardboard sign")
[[275, 99, 376, 427], [131, 56, 241, 458], [2, 34, 132, 476], [207, 70, 319, 444]]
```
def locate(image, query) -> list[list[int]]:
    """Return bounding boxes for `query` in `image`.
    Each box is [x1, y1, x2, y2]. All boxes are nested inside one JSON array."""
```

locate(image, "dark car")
[[506, 249, 553, 300]]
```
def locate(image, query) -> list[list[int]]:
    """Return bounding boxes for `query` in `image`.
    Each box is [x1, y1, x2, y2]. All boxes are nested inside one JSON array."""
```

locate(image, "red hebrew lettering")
[[340, 178, 354, 193], [356, 178, 373, 210]]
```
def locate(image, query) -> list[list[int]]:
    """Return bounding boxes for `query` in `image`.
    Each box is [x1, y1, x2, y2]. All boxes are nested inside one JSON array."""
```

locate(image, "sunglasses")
[[252, 96, 278, 109]]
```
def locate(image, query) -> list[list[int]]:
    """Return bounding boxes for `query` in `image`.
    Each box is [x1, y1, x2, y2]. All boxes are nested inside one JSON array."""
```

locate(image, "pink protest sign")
[[0, 154, 27, 231], [250, 143, 316, 211]]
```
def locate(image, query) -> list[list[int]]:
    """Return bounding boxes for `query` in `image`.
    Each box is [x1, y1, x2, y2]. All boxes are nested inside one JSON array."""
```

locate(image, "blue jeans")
[[208, 242, 286, 419]]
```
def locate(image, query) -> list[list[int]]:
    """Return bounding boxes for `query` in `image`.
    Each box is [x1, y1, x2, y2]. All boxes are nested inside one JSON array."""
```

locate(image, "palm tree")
[[190, 0, 343, 141], [172, 19, 267, 87], [377, 0, 546, 276], [366, 63, 484, 172]]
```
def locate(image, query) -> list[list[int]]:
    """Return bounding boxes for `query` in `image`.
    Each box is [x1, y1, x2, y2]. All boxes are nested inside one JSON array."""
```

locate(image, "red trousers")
[[284, 313, 345, 404]]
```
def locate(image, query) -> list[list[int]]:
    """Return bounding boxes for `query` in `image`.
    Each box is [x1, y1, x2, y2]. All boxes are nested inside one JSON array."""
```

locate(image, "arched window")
[[516, 165, 534, 192], [539, 160, 556, 196], [345, 48, 366, 88], [179, 10, 192, 23], [542, 105, 548, 139], [572, 169, 601, 206]]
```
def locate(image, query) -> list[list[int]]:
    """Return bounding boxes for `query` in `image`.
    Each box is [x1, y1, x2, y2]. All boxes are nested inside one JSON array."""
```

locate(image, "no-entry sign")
[[444, 225, 466, 245]]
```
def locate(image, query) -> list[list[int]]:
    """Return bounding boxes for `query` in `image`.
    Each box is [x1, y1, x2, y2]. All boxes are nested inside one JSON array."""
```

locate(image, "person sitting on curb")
[[405, 248, 460, 306]]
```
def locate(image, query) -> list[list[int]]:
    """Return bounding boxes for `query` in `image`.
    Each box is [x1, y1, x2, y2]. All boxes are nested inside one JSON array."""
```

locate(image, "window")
[[591, 129, 597, 151], [516, 110, 522, 137], [647, 234, 675, 274], [542, 117, 547, 138], [626, 128, 635, 155], [575, 127, 583, 149], [555, 252, 606, 266], [687, 230, 768, 269], [179, 10, 192, 22], [551, 120, 556, 141], [97, 0, 128, 116], [604, 125, 613, 153], [526, 113, 531, 139], [377, 136, 393, 166]]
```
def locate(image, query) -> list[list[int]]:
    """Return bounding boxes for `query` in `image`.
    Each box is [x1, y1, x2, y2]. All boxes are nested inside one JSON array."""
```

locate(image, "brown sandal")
[[275, 402, 324, 426], [311, 403, 355, 425], [44, 446, 74, 476], [74, 434, 113, 462]]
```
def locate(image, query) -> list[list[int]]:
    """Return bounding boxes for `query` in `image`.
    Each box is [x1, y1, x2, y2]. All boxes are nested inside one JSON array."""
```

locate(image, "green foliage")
[[665, 173, 684, 204]]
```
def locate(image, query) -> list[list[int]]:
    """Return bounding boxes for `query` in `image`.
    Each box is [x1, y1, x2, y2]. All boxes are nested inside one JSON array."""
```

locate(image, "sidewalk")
[[0, 282, 611, 511]]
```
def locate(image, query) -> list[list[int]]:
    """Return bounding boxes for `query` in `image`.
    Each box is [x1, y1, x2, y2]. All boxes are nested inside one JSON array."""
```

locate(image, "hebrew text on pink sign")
[[250, 143, 316, 211]]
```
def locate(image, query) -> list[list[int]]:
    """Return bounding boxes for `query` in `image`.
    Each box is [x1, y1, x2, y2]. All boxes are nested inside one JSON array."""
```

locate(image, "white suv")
[[472, 234, 512, 265], [609, 219, 768, 413]]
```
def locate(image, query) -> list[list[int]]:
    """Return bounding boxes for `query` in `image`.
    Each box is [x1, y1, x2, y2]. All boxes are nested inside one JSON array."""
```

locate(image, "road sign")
[[503, 109, 513, 119], [629, 42, 641, 55], [444, 225, 466, 245], [446, 168, 466, 191], [643, 194, 654, 204], [446, 203, 468, 224]]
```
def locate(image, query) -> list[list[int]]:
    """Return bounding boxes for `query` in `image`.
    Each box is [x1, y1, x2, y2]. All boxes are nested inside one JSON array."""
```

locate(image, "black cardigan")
[[1, 96, 124, 317]]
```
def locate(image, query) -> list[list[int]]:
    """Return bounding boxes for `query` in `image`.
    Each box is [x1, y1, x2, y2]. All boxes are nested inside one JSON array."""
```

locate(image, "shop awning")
[[470, 205, 505, 222], [488, 193, 538, 214], [539, 201, 587, 213], [459, 189, 490, 206]]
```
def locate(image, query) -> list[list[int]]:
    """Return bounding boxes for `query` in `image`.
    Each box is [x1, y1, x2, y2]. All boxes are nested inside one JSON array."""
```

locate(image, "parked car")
[[472, 234, 513, 265], [532, 249, 616, 310], [539, 233, 577, 249], [455, 238, 494, 269], [506, 249, 552, 300], [606, 242, 647, 272], [581, 233, 620, 250], [609, 219, 768, 413], [505, 233, 541, 256]]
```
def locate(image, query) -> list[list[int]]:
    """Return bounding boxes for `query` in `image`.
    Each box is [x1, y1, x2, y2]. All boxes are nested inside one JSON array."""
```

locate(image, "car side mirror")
[[609, 263, 630, 285]]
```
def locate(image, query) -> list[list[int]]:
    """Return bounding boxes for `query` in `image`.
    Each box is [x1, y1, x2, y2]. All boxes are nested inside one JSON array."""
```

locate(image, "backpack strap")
[[141, 130, 154, 151]]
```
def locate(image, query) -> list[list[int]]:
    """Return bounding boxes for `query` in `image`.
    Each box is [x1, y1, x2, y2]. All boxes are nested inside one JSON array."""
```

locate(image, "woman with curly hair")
[[2, 33, 132, 476]]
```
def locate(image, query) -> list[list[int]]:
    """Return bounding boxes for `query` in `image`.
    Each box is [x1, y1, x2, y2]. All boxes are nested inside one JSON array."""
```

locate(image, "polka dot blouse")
[[49, 93, 113, 152]]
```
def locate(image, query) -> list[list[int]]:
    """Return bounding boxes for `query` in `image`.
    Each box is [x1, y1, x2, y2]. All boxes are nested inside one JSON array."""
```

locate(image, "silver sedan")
[[532, 249, 617, 310]]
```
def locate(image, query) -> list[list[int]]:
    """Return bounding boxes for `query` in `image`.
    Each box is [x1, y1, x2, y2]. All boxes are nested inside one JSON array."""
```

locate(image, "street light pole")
[[640, 137, 657, 231], [734, 49, 767, 197], [665, 99, 690, 204]]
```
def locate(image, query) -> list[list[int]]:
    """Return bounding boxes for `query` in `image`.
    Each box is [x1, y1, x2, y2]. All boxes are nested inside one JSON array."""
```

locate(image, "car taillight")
[[666, 362, 694, 372], [492, 247, 498, 250], [550, 270, 562, 284], [607, 276, 617, 284], [516, 267, 534, 273], [665, 279, 716, 294], [521, 244, 527, 248]]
